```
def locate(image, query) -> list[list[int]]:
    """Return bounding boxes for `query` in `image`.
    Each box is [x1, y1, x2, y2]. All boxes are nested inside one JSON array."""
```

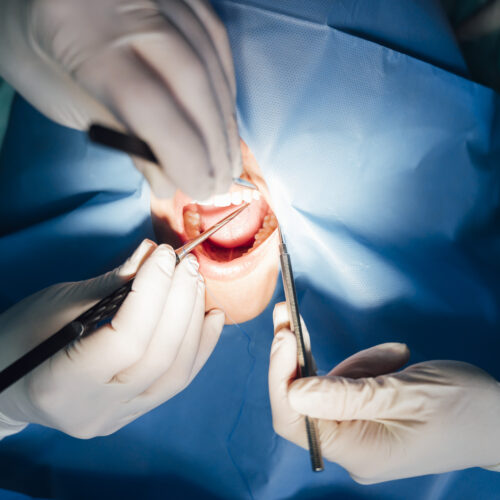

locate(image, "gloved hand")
[[269, 302, 500, 484], [0, 239, 225, 439], [0, 0, 241, 199]]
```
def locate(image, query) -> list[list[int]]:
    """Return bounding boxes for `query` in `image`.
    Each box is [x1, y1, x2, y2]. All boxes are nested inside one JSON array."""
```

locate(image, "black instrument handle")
[[0, 280, 134, 394], [0, 322, 84, 393], [88, 124, 158, 164]]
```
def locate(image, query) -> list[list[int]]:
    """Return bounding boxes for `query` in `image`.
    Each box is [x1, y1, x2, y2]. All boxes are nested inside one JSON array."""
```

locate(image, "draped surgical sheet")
[[1, 0, 500, 498]]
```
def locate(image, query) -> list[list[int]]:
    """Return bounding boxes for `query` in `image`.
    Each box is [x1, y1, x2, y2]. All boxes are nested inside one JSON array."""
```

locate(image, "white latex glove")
[[0, 239, 225, 439], [269, 302, 500, 484], [0, 0, 241, 199]]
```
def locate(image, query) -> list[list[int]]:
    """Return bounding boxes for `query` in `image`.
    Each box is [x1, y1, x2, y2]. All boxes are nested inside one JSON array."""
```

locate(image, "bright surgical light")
[[266, 166, 413, 309]]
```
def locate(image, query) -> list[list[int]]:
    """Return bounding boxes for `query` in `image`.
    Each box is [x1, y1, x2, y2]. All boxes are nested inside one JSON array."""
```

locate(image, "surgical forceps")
[[87, 124, 258, 191], [278, 227, 324, 472], [0, 204, 249, 394]]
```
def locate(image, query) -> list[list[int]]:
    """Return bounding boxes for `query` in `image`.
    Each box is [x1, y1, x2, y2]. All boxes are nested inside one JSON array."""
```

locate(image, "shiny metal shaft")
[[278, 227, 324, 472], [175, 203, 249, 262], [232, 177, 258, 190]]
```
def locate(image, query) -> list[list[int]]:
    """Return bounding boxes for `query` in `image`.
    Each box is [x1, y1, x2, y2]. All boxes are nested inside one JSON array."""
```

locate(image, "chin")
[[151, 141, 279, 324]]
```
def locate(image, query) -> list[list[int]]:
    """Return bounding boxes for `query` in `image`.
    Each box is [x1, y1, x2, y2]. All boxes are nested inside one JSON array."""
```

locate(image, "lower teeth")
[[243, 212, 277, 255]]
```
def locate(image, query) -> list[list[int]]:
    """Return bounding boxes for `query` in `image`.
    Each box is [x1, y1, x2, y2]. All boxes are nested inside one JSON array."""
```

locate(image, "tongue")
[[199, 199, 267, 248]]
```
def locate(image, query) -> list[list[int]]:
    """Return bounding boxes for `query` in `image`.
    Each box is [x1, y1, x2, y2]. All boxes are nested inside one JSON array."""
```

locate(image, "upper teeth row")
[[194, 189, 260, 207]]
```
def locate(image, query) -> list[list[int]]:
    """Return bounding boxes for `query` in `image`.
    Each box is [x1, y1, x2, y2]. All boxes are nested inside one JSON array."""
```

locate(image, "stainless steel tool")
[[278, 226, 324, 472]]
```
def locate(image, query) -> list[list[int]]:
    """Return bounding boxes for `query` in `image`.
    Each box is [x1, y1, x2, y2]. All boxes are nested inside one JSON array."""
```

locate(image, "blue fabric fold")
[[0, 0, 499, 498]]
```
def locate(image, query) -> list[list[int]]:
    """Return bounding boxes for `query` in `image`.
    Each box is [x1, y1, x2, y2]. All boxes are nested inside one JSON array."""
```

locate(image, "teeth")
[[242, 210, 278, 256], [193, 189, 259, 207], [231, 191, 243, 205], [193, 196, 214, 206], [183, 209, 202, 237], [185, 209, 200, 221], [242, 190, 253, 203], [262, 214, 277, 230], [184, 212, 201, 228], [213, 194, 232, 207], [249, 213, 277, 250], [196, 198, 213, 206]]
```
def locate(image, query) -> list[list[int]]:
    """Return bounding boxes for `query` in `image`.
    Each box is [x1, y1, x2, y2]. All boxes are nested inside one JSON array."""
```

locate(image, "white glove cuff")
[[0, 409, 27, 440]]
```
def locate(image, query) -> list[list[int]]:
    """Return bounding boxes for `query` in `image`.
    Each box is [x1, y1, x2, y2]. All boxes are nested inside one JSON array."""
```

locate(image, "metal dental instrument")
[[174, 202, 248, 261], [231, 177, 257, 190], [87, 124, 258, 190], [0, 203, 249, 394], [278, 227, 324, 472]]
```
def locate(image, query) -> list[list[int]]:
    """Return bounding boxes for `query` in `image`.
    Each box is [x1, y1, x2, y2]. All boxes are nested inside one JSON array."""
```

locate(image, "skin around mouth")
[[150, 140, 280, 324]]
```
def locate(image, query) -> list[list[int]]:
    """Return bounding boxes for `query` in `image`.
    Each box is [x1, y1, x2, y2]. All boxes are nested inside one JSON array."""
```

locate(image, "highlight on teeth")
[[193, 189, 260, 207], [184, 210, 202, 237]]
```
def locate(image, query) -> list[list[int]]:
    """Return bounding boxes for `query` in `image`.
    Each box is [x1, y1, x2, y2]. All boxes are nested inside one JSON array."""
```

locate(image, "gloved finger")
[[183, 309, 225, 386], [58, 237, 157, 321], [315, 418, 385, 478], [181, 0, 242, 180], [69, 244, 178, 381], [182, 0, 237, 98], [0, 239, 157, 351], [272, 304, 404, 459], [111, 254, 201, 389], [114, 239, 158, 281], [268, 328, 308, 447], [153, 277, 206, 390], [273, 302, 317, 375], [131, 277, 206, 404], [288, 372, 409, 422], [132, 156, 176, 199], [328, 343, 410, 379], [273, 301, 290, 333], [113, 308, 224, 427], [76, 45, 213, 199], [131, 30, 233, 198], [160, 0, 241, 183]]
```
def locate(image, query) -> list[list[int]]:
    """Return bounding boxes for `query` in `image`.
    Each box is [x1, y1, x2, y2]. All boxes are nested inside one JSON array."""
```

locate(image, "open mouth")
[[174, 186, 278, 280]]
